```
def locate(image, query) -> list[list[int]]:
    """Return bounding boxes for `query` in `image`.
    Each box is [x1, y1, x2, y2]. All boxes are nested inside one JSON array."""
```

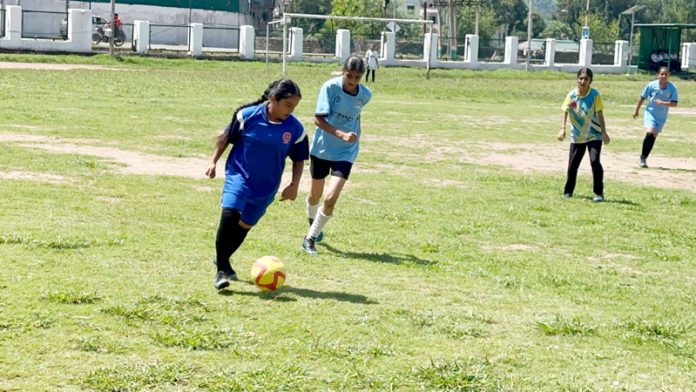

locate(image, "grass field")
[[0, 54, 694, 391]]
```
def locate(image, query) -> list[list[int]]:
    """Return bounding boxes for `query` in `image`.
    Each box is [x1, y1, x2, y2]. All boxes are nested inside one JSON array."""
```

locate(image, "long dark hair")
[[343, 56, 365, 73], [218, 79, 302, 143]]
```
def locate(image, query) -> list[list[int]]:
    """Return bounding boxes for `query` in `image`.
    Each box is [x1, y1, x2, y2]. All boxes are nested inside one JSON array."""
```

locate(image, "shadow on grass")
[[319, 243, 437, 266], [572, 195, 642, 206], [218, 281, 377, 304], [650, 166, 696, 174]]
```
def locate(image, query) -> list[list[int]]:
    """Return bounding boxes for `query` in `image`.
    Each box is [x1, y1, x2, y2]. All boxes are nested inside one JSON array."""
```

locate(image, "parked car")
[[60, 16, 108, 39]]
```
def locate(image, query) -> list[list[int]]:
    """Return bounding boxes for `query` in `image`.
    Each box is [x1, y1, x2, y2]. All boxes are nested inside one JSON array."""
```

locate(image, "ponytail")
[[218, 79, 302, 144]]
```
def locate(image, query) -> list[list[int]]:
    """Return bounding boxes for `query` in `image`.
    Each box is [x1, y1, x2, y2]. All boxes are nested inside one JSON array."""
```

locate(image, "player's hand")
[[602, 132, 610, 145], [340, 131, 358, 143], [205, 163, 217, 179], [557, 129, 566, 141], [279, 183, 298, 201], [632, 112, 638, 120]]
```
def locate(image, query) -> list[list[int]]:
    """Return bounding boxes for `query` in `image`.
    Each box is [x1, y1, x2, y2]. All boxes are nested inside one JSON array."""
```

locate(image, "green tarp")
[[87, 0, 240, 12]]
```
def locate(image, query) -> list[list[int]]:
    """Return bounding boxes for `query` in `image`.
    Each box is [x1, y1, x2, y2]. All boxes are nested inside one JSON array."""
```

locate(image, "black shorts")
[[310, 155, 353, 180]]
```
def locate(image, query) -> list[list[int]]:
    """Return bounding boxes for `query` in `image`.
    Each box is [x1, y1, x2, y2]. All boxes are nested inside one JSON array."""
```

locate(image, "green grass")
[[0, 54, 694, 391]]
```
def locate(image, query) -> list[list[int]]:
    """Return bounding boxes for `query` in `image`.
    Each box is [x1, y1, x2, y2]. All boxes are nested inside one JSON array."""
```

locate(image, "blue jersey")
[[641, 80, 678, 127], [310, 76, 372, 163], [224, 103, 308, 201]]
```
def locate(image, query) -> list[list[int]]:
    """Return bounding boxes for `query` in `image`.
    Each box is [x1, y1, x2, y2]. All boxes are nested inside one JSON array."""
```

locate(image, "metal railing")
[[21, 10, 66, 40], [202, 26, 240, 50], [149, 24, 192, 50]]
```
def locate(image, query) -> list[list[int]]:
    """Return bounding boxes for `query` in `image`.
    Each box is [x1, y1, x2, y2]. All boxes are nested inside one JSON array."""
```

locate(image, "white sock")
[[306, 198, 319, 221], [307, 209, 330, 239]]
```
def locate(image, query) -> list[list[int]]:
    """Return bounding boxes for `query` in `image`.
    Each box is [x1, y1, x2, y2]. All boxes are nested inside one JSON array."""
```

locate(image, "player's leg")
[[563, 143, 586, 197], [306, 156, 329, 242], [587, 140, 604, 201], [214, 208, 251, 289], [640, 112, 661, 168], [303, 161, 352, 254]]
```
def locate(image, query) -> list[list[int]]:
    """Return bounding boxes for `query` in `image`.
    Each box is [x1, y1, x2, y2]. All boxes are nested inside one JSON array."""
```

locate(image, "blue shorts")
[[221, 176, 274, 226], [644, 111, 666, 133]]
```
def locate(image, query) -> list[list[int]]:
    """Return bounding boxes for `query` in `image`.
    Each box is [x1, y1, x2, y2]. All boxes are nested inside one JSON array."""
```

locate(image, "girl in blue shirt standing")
[[557, 68, 611, 202], [302, 56, 372, 254], [632, 66, 679, 168], [206, 79, 309, 290]]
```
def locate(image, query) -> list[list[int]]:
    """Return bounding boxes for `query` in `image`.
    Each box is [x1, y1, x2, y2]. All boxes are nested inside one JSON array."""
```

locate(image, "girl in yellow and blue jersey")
[[557, 68, 611, 202]]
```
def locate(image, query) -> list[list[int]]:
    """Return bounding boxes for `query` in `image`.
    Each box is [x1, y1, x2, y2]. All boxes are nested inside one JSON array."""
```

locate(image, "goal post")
[[266, 12, 435, 78]]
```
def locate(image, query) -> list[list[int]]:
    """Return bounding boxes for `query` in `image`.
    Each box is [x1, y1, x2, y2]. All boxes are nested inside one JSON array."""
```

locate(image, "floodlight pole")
[[621, 5, 644, 68]]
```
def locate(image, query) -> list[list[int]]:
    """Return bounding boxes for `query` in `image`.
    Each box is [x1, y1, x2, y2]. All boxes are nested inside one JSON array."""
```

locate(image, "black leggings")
[[365, 69, 375, 82], [564, 140, 603, 196]]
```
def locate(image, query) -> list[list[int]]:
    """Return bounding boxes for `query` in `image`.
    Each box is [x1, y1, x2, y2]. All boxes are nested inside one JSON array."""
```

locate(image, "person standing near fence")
[[365, 45, 379, 83], [557, 67, 610, 202], [302, 56, 372, 255], [632, 66, 679, 168]]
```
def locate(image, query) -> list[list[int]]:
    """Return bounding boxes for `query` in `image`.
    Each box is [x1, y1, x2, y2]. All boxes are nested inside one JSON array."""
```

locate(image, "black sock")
[[641, 133, 656, 158], [215, 209, 250, 273]]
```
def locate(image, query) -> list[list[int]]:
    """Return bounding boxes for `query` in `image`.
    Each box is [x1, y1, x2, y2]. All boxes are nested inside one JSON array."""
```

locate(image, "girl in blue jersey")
[[557, 68, 611, 202], [302, 56, 372, 254], [632, 66, 679, 168], [206, 79, 309, 290]]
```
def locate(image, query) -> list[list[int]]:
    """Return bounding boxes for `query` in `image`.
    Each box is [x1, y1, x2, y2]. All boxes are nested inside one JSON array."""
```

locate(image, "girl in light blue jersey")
[[302, 56, 372, 255], [206, 79, 309, 290], [632, 66, 679, 168], [558, 68, 611, 202]]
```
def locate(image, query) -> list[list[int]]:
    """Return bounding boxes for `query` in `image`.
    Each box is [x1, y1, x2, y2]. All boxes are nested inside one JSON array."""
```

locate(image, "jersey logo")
[[282, 131, 292, 144]]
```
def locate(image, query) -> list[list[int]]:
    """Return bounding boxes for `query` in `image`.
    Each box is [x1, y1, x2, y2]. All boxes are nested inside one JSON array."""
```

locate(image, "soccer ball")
[[251, 256, 287, 292]]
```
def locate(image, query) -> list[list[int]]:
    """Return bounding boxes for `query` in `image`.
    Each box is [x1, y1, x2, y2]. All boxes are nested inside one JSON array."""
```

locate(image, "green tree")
[[286, 0, 332, 36], [541, 20, 574, 40], [489, 0, 528, 36]]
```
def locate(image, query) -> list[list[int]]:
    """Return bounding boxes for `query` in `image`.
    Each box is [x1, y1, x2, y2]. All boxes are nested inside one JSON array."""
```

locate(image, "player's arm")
[[598, 110, 610, 145], [633, 97, 644, 119], [206, 118, 240, 179], [557, 112, 568, 141], [280, 134, 309, 201], [314, 115, 358, 143]]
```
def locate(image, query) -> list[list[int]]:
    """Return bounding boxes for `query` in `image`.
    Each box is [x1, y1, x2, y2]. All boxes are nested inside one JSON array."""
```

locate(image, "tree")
[[541, 20, 574, 40], [488, 0, 528, 36], [286, 0, 332, 36]]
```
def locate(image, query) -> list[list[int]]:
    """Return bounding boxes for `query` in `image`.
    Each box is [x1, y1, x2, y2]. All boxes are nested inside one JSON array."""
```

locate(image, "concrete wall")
[[2, 0, 251, 48]]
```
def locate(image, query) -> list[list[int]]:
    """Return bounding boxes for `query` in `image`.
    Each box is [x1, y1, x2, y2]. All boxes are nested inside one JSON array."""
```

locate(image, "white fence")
[[4, 6, 696, 73]]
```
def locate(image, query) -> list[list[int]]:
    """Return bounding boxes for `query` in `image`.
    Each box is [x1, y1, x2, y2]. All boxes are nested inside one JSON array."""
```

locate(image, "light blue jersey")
[[641, 80, 678, 132], [310, 76, 372, 163]]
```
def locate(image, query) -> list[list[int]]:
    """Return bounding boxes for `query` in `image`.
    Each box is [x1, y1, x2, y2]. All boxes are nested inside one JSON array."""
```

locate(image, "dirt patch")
[[2, 132, 311, 193], [3, 132, 694, 194], [409, 138, 696, 194], [0, 170, 71, 185]]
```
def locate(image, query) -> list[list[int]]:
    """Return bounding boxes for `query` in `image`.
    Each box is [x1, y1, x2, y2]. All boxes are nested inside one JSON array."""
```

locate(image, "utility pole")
[[448, 0, 456, 59], [525, 0, 532, 71], [109, 0, 115, 55]]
